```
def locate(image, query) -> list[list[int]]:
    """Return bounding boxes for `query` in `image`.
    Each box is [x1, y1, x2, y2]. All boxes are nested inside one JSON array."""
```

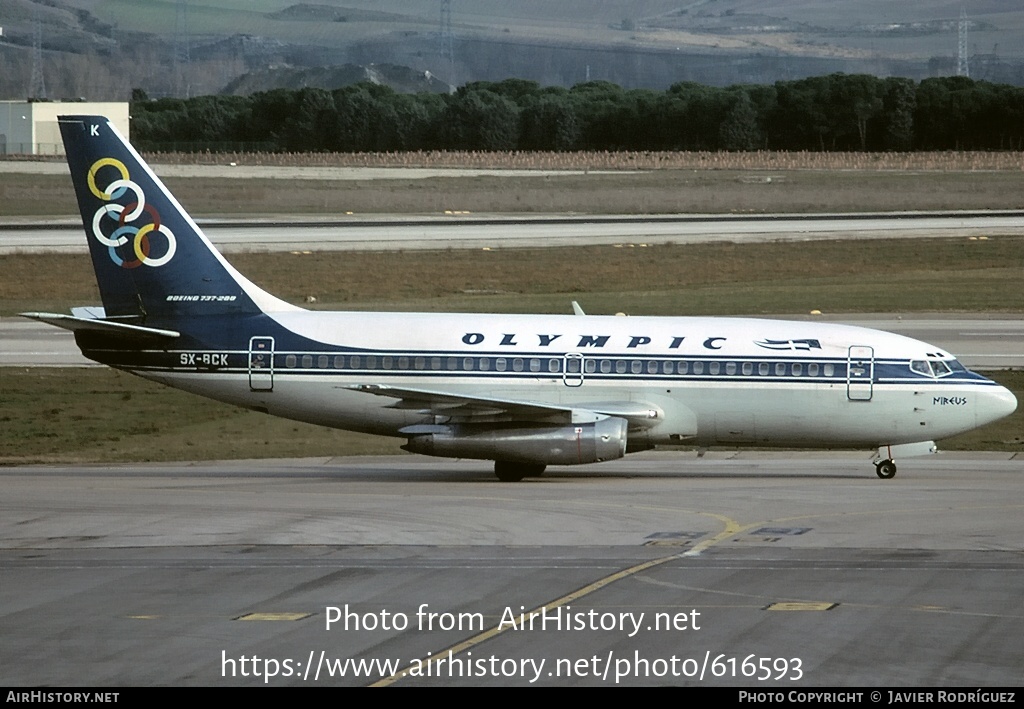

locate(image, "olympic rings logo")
[[88, 158, 177, 269]]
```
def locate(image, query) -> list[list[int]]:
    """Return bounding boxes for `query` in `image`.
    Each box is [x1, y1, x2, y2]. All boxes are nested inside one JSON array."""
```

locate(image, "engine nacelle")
[[402, 417, 628, 465]]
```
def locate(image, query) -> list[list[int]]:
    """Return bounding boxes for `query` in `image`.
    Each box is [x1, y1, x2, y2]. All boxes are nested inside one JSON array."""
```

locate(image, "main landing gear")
[[494, 461, 546, 482], [875, 459, 897, 479]]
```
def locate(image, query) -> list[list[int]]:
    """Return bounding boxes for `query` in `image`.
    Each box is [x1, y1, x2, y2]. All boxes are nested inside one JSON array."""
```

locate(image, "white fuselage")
[[134, 311, 1017, 452]]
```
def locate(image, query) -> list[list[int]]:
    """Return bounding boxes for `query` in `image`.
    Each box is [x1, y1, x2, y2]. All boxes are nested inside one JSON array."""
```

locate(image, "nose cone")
[[978, 384, 1018, 428]]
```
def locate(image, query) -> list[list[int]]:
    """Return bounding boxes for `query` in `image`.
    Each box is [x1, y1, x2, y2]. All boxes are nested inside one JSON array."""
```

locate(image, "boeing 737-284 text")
[[23, 116, 1017, 480]]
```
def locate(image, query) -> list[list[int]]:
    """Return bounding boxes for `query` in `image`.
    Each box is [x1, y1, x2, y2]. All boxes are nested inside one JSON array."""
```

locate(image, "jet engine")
[[402, 416, 628, 465]]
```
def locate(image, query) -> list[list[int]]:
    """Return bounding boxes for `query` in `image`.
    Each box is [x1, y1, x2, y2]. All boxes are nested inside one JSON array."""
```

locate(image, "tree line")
[[130, 74, 1024, 153]]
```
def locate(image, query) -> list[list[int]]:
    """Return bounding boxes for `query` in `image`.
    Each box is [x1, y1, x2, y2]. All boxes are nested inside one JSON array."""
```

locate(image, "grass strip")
[[2, 237, 1023, 316]]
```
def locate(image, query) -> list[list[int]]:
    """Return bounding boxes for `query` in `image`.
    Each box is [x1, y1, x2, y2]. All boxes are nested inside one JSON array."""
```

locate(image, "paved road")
[[1, 453, 1021, 686], [4, 315, 1020, 369], [4, 211, 1024, 253]]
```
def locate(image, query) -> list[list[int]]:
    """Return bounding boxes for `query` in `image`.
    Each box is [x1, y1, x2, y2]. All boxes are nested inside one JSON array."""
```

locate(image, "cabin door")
[[563, 352, 584, 387], [847, 345, 874, 401], [249, 336, 275, 392]]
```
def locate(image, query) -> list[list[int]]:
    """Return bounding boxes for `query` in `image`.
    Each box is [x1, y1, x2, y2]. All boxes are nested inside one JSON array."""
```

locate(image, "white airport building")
[[0, 101, 129, 155]]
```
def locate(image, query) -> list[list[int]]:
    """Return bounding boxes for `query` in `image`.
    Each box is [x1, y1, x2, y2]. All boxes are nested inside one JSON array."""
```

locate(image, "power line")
[[174, 0, 191, 97], [439, 0, 454, 88], [29, 4, 46, 99], [957, 5, 969, 78]]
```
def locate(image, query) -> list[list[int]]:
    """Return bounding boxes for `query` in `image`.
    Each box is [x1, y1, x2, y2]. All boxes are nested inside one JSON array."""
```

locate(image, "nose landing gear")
[[872, 442, 936, 479], [875, 459, 897, 479]]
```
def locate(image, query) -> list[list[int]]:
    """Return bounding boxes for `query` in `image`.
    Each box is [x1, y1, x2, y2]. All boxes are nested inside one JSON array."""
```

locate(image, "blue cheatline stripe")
[[81, 342, 993, 386]]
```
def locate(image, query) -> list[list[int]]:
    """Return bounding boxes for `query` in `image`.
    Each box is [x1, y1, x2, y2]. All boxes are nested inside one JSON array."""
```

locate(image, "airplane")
[[22, 115, 1017, 481]]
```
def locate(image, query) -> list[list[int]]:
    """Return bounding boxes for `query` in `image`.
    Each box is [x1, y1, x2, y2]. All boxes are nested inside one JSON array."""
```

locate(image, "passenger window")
[[530, 358, 541, 372], [708, 362, 720, 375], [823, 364, 834, 377], [662, 361, 674, 375], [317, 355, 328, 368], [585, 359, 597, 373], [414, 357, 425, 370], [725, 362, 737, 375], [631, 360, 643, 374], [808, 363, 819, 377], [759, 362, 769, 376], [646, 360, 658, 374], [398, 356, 409, 369], [446, 357, 457, 370], [742, 362, 753, 376], [495, 357, 506, 372], [431, 357, 441, 370], [463, 358, 473, 371], [285, 354, 297, 368], [382, 356, 393, 369], [693, 361, 704, 375], [334, 355, 346, 369], [513, 358, 524, 372], [548, 359, 560, 373], [678, 361, 688, 375], [616, 360, 627, 374], [792, 363, 802, 376], [601, 360, 612, 374], [775, 363, 786, 376], [479, 358, 490, 371], [302, 354, 313, 368], [366, 356, 377, 369]]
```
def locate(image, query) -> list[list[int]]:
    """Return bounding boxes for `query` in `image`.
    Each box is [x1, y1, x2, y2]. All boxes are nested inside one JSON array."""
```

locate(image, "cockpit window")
[[910, 359, 955, 378], [910, 360, 932, 377]]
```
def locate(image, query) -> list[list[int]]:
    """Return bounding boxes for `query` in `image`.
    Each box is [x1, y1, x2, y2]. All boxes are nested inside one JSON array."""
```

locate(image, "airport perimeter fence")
[[0, 142, 66, 156], [116, 149, 1024, 172], [2, 143, 1023, 172]]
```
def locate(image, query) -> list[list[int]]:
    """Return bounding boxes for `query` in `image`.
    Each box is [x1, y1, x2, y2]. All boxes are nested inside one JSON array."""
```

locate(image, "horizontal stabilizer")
[[20, 312, 180, 340], [71, 306, 107, 319]]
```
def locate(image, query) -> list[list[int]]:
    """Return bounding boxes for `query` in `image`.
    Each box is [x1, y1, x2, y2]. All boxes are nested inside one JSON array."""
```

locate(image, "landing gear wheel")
[[493, 461, 544, 482], [523, 464, 546, 478], [875, 460, 897, 479]]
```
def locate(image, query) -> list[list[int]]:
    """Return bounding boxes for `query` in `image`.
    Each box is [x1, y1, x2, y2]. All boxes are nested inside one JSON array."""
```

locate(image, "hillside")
[[222, 63, 451, 95], [1, 0, 1022, 101]]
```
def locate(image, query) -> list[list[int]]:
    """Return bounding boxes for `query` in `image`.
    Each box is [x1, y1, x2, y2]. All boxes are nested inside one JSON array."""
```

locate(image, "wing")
[[346, 384, 660, 428]]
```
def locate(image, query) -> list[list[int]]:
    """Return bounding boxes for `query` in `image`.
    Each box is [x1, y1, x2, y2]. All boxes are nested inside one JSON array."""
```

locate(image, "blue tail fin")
[[58, 115, 298, 323]]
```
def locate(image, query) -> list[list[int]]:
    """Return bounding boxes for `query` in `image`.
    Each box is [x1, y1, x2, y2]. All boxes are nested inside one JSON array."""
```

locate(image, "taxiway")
[[1, 453, 1022, 686]]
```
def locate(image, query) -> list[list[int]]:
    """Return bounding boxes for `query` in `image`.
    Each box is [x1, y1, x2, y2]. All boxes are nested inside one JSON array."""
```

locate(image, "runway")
[[1, 453, 1021, 686], [4, 314, 1020, 369], [4, 211, 1024, 254]]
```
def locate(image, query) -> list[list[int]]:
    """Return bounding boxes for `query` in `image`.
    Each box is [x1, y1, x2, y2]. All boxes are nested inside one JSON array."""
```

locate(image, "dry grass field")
[[149, 150, 1024, 171], [3, 237, 1023, 317], [2, 164, 1024, 218]]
